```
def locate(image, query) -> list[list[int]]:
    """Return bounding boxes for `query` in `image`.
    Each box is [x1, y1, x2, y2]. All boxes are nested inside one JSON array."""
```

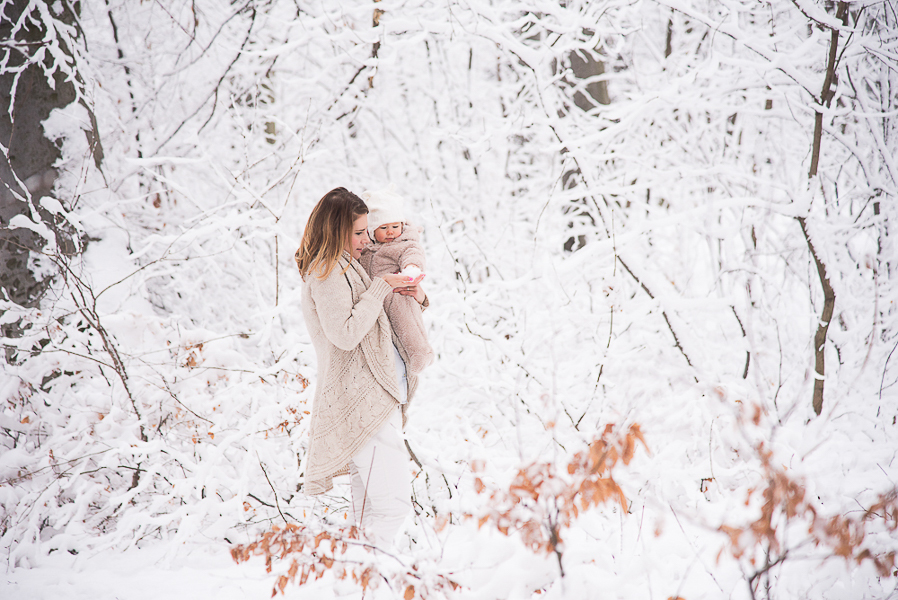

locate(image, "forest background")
[[1, 0, 897, 598]]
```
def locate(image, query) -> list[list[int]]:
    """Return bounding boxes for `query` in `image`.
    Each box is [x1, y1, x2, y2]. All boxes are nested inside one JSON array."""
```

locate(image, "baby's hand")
[[400, 265, 422, 280]]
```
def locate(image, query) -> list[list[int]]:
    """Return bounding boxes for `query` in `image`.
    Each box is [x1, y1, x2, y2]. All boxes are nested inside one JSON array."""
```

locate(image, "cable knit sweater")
[[300, 252, 418, 495]]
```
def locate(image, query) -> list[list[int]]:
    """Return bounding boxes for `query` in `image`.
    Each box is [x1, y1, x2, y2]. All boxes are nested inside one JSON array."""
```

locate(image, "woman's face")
[[345, 213, 369, 259]]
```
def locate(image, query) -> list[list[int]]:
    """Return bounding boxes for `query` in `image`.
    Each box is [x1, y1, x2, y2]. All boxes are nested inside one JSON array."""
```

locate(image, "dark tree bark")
[[0, 1, 80, 361], [802, 1, 848, 416], [561, 45, 610, 252]]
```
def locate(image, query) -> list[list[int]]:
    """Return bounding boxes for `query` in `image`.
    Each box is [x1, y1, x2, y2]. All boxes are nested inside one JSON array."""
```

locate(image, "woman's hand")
[[396, 282, 426, 304], [382, 272, 423, 288], [382, 273, 426, 304]]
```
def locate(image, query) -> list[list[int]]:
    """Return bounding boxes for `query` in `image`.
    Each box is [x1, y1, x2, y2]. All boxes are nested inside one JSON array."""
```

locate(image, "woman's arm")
[[311, 272, 392, 351], [312, 270, 424, 350]]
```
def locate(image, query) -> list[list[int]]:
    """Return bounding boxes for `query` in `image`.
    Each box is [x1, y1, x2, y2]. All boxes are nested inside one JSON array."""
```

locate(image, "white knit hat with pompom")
[[361, 185, 406, 237]]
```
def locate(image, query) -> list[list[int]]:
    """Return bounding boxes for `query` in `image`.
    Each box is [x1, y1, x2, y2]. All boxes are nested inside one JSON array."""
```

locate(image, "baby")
[[359, 187, 434, 375]]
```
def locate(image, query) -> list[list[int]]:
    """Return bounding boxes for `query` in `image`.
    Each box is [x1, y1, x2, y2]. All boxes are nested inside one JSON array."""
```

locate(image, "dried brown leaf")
[[621, 435, 635, 465]]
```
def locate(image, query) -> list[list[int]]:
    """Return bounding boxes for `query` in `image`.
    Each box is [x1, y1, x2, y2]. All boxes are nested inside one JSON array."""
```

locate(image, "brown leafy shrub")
[[231, 522, 459, 598], [719, 440, 898, 598], [468, 423, 649, 574]]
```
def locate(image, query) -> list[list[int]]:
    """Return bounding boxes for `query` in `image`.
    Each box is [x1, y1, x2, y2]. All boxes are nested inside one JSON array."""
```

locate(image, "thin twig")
[[0, 449, 112, 487], [405, 439, 423, 469], [617, 257, 697, 377], [258, 459, 288, 524], [247, 492, 276, 509]]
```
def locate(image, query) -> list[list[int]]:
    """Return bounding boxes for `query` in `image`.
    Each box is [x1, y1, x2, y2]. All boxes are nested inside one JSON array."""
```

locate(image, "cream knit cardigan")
[[300, 252, 418, 495]]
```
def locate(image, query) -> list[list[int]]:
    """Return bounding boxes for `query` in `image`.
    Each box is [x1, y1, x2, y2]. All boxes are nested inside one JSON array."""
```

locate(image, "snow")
[[2, 0, 897, 599], [401, 265, 423, 279], [1, 543, 273, 600]]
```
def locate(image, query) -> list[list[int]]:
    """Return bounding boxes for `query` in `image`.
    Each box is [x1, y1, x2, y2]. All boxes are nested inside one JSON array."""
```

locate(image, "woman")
[[295, 187, 425, 547]]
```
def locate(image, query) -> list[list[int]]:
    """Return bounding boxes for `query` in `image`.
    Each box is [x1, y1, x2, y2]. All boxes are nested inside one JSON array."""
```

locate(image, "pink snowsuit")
[[359, 224, 434, 375]]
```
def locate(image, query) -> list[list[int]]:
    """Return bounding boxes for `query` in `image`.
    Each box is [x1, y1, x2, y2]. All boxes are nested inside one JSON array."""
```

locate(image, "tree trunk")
[[802, 1, 848, 415], [0, 1, 79, 361], [799, 217, 836, 415], [561, 45, 610, 252]]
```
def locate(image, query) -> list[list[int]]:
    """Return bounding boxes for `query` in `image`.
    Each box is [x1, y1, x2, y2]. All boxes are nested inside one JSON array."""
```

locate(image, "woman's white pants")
[[348, 407, 411, 546]]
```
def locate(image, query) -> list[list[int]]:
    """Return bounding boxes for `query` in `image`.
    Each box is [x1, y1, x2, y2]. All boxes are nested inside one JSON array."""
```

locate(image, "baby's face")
[[373, 222, 403, 243]]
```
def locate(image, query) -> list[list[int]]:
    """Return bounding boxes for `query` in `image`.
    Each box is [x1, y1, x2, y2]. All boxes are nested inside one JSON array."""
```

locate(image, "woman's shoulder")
[[307, 254, 353, 286]]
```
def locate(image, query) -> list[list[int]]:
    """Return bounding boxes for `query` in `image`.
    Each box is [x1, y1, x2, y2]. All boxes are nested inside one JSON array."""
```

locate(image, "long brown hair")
[[295, 187, 368, 280]]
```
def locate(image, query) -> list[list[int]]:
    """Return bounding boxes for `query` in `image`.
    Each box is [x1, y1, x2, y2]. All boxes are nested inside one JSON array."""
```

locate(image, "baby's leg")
[[388, 296, 434, 375]]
